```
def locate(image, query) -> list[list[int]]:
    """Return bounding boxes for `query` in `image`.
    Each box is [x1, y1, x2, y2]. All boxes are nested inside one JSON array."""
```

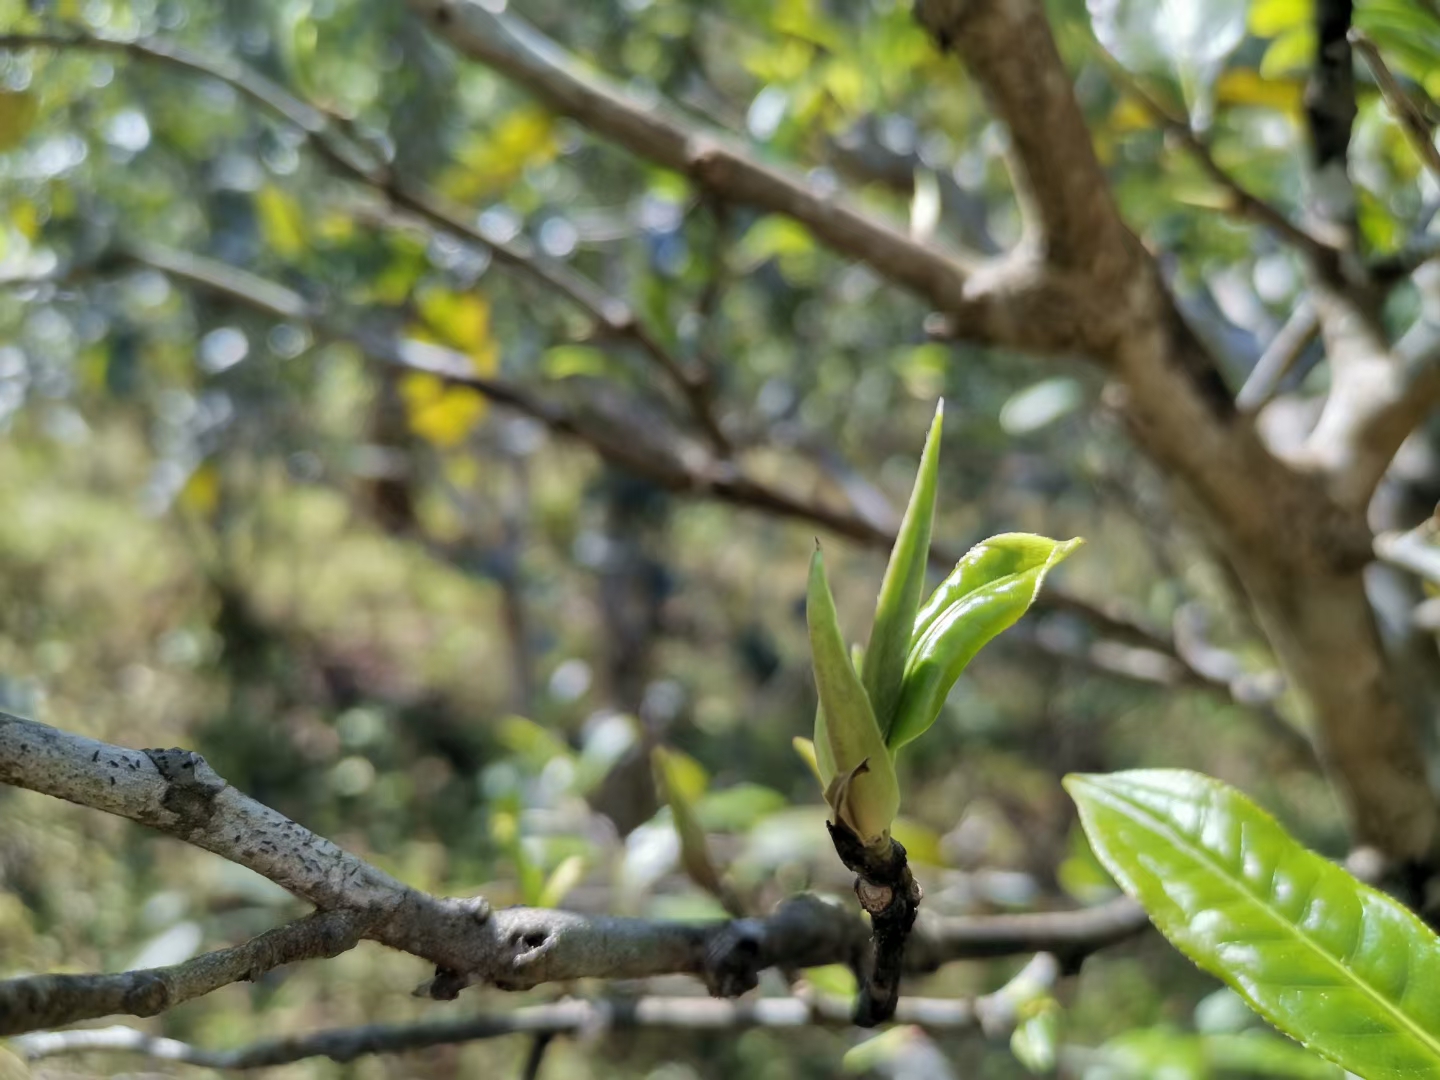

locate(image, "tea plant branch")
[[1094, 56, 1331, 262], [1236, 301, 1320, 412], [96, 242, 1254, 715], [0, 710, 1148, 1035], [12, 992, 991, 1070], [0, 911, 368, 1037], [402, 0, 976, 312], [0, 29, 729, 454], [826, 821, 924, 1027], [1349, 30, 1440, 185]]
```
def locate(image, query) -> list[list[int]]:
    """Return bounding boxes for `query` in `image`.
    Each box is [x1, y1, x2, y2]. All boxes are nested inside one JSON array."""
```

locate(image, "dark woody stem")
[[826, 821, 923, 1026]]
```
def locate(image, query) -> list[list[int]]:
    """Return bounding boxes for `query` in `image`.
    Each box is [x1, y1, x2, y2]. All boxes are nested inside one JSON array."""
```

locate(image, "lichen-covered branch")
[[0, 911, 366, 1037], [0, 710, 1148, 1034]]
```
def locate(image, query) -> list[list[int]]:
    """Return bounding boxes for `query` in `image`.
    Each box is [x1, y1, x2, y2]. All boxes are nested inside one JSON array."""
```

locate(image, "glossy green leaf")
[[889, 535, 1081, 751], [1066, 769, 1440, 1080], [865, 399, 943, 740], [807, 545, 898, 846]]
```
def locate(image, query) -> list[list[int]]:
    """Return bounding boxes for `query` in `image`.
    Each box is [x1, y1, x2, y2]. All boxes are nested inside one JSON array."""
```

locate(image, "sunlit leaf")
[[400, 371, 487, 448], [178, 463, 220, 518], [999, 378, 1083, 435], [1215, 69, 1305, 115], [1260, 28, 1315, 78], [0, 91, 38, 152], [842, 1026, 927, 1073], [255, 184, 306, 261], [802, 963, 857, 997], [1011, 997, 1061, 1073], [1068, 769, 1440, 1080], [1249, 0, 1311, 37]]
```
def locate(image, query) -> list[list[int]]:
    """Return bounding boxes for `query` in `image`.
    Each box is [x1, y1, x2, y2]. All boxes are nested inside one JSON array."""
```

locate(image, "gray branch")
[[0, 710, 1147, 1035], [0, 911, 365, 1036], [14, 956, 1066, 1070]]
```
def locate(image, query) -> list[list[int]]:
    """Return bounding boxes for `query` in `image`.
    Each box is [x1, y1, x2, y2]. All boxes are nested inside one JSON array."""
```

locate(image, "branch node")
[[826, 821, 922, 1027]]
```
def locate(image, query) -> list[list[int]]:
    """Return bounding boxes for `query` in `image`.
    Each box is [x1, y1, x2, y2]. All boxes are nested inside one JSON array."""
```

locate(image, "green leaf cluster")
[[806, 401, 1081, 846]]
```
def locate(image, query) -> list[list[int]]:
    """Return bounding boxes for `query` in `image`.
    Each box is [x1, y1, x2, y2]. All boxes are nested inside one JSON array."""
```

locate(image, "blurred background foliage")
[[1, 0, 1439, 1076]]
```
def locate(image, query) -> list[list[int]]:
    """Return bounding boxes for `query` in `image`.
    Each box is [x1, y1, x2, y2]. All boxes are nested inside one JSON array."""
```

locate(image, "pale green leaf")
[[889, 534, 1081, 751], [865, 399, 942, 740], [808, 546, 898, 845]]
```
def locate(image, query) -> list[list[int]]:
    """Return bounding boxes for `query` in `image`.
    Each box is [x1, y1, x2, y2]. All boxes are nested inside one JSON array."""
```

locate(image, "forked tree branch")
[[0, 710, 1149, 1035]]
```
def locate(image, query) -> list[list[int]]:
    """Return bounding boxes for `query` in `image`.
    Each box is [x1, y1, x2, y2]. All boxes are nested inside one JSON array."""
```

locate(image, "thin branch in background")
[[11, 993, 984, 1070], [1349, 30, 1440, 186], [30, 240, 1291, 725], [15, 956, 1068, 1071], [519, 1032, 554, 1080], [1237, 301, 1320, 412], [1093, 52, 1331, 262], [0, 30, 729, 454]]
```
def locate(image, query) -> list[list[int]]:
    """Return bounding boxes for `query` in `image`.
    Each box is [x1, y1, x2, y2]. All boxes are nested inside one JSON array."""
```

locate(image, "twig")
[[519, 1032, 554, 1080], [107, 242, 1242, 713], [1237, 301, 1320, 412], [0, 30, 728, 456], [1094, 52, 1330, 262], [1349, 30, 1440, 186], [12, 993, 988, 1069], [403, 0, 972, 311], [0, 911, 365, 1036]]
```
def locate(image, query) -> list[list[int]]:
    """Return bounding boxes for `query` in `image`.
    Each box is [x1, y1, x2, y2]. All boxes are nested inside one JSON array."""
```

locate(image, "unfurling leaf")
[[865, 399, 943, 742], [889, 534, 1081, 751], [1067, 769, 1440, 1080], [808, 545, 898, 846]]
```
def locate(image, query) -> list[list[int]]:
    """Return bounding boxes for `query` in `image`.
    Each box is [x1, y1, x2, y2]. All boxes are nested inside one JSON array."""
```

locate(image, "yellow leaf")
[[10, 199, 40, 240], [256, 184, 306, 260], [179, 463, 220, 517], [1216, 69, 1305, 114], [1260, 27, 1314, 78], [1109, 97, 1156, 133], [417, 289, 495, 364], [401, 372, 487, 448], [314, 213, 355, 243], [0, 91, 38, 152], [443, 108, 557, 200]]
